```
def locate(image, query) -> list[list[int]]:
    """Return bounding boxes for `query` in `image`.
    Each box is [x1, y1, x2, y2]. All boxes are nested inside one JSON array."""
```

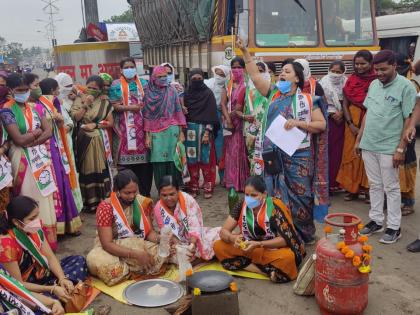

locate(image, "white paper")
[[265, 115, 306, 157]]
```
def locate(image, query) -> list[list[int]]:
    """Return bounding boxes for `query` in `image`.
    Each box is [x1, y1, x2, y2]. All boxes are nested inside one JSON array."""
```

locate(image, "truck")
[[130, 0, 380, 81]]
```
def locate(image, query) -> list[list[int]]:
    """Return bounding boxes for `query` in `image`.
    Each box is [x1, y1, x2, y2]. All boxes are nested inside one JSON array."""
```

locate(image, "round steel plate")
[[123, 279, 184, 307]]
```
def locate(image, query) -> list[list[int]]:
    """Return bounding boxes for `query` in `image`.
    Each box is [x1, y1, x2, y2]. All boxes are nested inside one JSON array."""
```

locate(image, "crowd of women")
[[0, 42, 419, 314]]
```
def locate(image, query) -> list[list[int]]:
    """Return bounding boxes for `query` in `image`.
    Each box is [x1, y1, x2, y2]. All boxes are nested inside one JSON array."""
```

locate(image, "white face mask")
[[261, 72, 271, 83], [59, 87, 73, 99], [328, 72, 344, 84], [214, 75, 226, 86]]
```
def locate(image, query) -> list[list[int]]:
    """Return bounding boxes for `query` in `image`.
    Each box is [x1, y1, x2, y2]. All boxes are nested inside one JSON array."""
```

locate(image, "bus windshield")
[[322, 0, 374, 46], [255, 0, 318, 47]]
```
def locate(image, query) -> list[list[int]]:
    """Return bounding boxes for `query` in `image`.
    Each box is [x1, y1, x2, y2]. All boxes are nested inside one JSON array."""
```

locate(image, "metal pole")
[[83, 0, 99, 26]]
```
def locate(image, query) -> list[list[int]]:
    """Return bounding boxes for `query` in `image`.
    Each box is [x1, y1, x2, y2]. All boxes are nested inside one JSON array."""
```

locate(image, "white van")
[[376, 12, 420, 84]]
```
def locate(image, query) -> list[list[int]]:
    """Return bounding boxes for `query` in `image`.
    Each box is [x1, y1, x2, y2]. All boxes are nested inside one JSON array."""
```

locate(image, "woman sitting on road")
[[213, 176, 305, 283], [153, 175, 221, 262], [0, 196, 87, 305], [87, 170, 165, 286]]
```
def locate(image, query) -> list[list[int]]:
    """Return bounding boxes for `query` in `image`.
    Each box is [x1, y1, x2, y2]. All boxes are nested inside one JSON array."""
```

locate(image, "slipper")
[[344, 193, 358, 201], [407, 239, 420, 253], [402, 205, 415, 216]]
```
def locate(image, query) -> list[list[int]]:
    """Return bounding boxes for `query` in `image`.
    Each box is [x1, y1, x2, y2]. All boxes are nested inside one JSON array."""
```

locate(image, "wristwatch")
[[396, 147, 405, 154]]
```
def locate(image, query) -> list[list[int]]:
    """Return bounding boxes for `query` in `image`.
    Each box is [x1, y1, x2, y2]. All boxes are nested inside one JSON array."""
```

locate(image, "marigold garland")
[[193, 288, 201, 296], [323, 223, 373, 274], [230, 282, 238, 292], [185, 268, 193, 277]]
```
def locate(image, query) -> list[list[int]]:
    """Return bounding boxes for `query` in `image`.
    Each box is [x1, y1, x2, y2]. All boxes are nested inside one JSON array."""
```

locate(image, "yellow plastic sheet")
[[196, 262, 269, 280], [91, 265, 179, 304]]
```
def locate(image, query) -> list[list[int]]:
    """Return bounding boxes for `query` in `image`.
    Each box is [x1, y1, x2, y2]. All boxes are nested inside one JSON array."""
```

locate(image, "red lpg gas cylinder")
[[315, 213, 369, 315]]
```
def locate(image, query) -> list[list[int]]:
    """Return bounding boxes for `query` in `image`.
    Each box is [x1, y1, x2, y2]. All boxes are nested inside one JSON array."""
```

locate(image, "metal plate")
[[123, 279, 184, 308], [188, 270, 234, 292]]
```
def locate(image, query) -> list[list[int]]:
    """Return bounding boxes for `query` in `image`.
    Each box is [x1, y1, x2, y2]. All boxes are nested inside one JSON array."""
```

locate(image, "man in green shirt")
[[356, 50, 417, 244]]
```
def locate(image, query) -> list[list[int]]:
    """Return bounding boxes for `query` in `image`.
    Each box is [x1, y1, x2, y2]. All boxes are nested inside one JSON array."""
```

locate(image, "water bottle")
[[176, 244, 193, 282], [158, 226, 172, 258]]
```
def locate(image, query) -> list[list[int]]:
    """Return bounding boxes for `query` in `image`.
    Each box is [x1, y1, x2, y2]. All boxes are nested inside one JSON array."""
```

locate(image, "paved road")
[[56, 170, 420, 314], [36, 66, 419, 314]]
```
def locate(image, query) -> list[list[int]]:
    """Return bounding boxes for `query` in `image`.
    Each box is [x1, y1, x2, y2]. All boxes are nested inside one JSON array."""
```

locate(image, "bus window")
[[255, 0, 318, 47], [322, 0, 374, 46]]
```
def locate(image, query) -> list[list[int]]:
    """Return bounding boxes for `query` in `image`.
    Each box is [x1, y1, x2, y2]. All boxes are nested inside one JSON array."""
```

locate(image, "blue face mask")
[[123, 68, 137, 79], [14, 91, 30, 103], [276, 80, 292, 94], [245, 195, 261, 209], [167, 74, 174, 84]]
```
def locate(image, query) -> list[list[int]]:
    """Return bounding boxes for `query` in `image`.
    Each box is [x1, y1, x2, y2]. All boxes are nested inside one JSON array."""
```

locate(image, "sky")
[[1, 0, 129, 48]]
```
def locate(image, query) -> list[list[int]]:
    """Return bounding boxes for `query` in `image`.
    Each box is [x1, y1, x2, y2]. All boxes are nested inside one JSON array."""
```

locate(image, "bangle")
[[58, 277, 68, 285]]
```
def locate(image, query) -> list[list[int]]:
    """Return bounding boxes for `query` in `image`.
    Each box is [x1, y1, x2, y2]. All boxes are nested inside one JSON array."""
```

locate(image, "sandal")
[[402, 205, 415, 216], [344, 193, 358, 201], [407, 239, 420, 252]]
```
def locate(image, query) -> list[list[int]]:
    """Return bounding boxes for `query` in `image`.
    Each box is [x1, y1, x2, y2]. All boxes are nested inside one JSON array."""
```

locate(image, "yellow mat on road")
[[91, 265, 179, 304], [92, 262, 268, 304], [196, 262, 269, 280]]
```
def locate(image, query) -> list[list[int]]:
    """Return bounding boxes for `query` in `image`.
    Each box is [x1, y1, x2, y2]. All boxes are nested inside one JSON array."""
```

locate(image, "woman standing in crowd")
[[237, 39, 326, 243], [0, 72, 12, 212], [0, 196, 87, 303], [70, 75, 114, 212], [396, 53, 419, 216], [38, 78, 81, 236], [4, 74, 58, 249], [244, 62, 271, 176], [109, 57, 153, 197], [214, 176, 305, 283], [319, 60, 348, 193], [221, 57, 250, 192], [55, 73, 83, 213], [142, 66, 186, 189], [184, 68, 219, 198], [161, 63, 185, 96], [337, 50, 376, 202], [153, 175, 220, 262], [87, 170, 164, 286], [99, 73, 113, 97], [205, 65, 230, 183]]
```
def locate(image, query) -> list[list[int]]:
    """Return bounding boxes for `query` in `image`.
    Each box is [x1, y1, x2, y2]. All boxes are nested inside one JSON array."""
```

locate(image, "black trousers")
[[118, 163, 154, 197]]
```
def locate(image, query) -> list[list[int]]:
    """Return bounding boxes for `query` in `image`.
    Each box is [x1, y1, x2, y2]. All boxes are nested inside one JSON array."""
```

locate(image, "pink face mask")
[[21, 218, 42, 234], [231, 68, 245, 83]]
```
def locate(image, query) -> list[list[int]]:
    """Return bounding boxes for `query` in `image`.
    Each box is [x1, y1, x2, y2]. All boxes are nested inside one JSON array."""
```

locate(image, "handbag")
[[262, 149, 281, 175], [293, 254, 316, 296], [64, 281, 93, 313]]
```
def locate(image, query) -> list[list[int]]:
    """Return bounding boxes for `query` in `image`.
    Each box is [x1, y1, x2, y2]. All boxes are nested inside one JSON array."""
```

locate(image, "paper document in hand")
[[265, 115, 306, 156]]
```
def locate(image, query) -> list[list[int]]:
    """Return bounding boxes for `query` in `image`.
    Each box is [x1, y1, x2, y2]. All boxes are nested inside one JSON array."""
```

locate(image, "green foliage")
[[103, 7, 134, 23], [0, 38, 48, 65]]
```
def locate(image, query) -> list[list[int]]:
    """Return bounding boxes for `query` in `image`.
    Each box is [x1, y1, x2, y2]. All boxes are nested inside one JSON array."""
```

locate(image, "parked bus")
[[131, 0, 379, 81], [376, 11, 420, 83]]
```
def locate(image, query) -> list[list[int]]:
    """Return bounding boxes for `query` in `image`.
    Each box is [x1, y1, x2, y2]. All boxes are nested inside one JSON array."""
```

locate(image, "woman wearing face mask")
[[0, 263, 65, 315], [142, 66, 186, 190], [98, 73, 113, 97], [109, 57, 153, 197], [86, 169, 164, 286], [220, 57, 250, 192], [70, 75, 114, 212], [37, 78, 81, 236], [204, 65, 230, 184], [319, 60, 348, 194], [0, 72, 13, 212], [184, 69, 219, 198], [4, 74, 58, 249], [153, 175, 221, 263], [336, 50, 376, 202], [244, 62, 272, 176], [0, 196, 87, 306], [237, 39, 326, 243], [55, 73, 83, 213], [214, 176, 305, 283]]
